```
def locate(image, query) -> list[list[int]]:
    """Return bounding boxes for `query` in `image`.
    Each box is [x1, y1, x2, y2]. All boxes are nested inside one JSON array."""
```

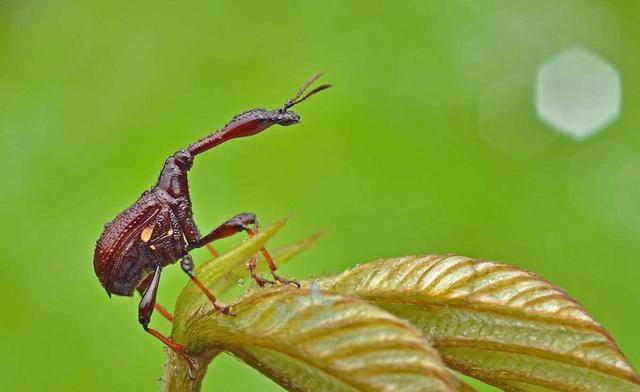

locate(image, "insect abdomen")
[[94, 194, 161, 296]]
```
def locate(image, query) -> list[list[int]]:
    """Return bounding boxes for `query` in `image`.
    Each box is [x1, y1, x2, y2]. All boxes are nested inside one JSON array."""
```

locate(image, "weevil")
[[93, 73, 330, 375]]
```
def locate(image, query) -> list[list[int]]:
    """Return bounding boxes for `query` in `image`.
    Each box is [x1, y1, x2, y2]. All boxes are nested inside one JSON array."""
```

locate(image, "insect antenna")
[[282, 72, 332, 111]]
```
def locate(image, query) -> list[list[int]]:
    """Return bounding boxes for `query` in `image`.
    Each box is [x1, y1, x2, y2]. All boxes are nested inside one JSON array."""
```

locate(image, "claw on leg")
[[247, 225, 300, 288], [257, 244, 300, 287], [174, 351, 198, 380], [215, 303, 235, 316], [248, 255, 275, 287], [185, 356, 198, 380], [271, 270, 301, 287]]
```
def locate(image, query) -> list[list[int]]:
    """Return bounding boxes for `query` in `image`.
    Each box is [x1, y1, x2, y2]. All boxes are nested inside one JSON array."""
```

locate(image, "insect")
[[93, 73, 330, 375]]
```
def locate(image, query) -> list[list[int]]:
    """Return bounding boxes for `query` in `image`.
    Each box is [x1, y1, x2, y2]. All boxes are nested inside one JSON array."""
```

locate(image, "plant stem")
[[162, 351, 220, 392]]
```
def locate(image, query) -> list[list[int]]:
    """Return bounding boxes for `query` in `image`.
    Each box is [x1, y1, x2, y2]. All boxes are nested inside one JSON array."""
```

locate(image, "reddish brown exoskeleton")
[[93, 73, 330, 375]]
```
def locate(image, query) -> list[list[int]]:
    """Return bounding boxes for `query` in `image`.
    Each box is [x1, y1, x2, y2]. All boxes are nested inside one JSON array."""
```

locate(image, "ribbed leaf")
[[168, 287, 459, 392], [314, 255, 640, 392]]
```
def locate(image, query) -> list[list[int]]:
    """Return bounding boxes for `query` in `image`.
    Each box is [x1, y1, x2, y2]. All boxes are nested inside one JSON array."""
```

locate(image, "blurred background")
[[1, 0, 638, 390]]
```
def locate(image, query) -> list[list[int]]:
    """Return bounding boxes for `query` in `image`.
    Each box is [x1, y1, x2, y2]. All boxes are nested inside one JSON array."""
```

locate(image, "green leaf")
[[314, 255, 640, 391], [450, 373, 477, 392], [168, 287, 460, 392]]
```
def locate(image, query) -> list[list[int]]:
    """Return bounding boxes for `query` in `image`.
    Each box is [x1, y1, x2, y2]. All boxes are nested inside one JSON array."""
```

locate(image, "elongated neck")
[[187, 110, 274, 156]]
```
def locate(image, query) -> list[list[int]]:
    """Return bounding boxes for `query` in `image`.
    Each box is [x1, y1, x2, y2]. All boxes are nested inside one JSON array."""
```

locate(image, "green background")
[[1, 0, 638, 390]]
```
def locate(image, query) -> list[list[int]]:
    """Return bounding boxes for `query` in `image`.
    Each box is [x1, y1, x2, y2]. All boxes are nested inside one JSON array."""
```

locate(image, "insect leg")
[[137, 273, 174, 322], [138, 265, 198, 378], [205, 244, 220, 259], [246, 220, 300, 288], [186, 212, 258, 249], [185, 212, 272, 287], [247, 254, 274, 288], [181, 253, 234, 315], [184, 212, 298, 287]]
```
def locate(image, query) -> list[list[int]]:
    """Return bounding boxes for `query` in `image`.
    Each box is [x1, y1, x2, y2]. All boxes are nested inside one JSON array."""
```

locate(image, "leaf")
[[168, 287, 460, 392], [450, 373, 478, 392], [314, 255, 640, 391]]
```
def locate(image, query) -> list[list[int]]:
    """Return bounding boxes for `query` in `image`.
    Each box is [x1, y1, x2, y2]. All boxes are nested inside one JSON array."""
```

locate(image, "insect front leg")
[[180, 209, 299, 288], [246, 254, 273, 288], [245, 218, 300, 288], [138, 265, 198, 378]]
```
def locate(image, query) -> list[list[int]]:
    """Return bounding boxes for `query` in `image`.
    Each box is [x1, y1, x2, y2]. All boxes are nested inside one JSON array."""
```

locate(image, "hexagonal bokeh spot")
[[535, 48, 621, 140]]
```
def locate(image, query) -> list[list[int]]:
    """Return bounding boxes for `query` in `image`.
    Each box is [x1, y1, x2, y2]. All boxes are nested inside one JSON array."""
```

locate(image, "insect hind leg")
[[137, 273, 174, 322], [138, 266, 198, 378]]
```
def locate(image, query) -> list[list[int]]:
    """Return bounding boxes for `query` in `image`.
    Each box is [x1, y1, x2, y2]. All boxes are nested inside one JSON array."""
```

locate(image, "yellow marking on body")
[[150, 245, 156, 250], [167, 229, 174, 236], [141, 226, 154, 242]]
